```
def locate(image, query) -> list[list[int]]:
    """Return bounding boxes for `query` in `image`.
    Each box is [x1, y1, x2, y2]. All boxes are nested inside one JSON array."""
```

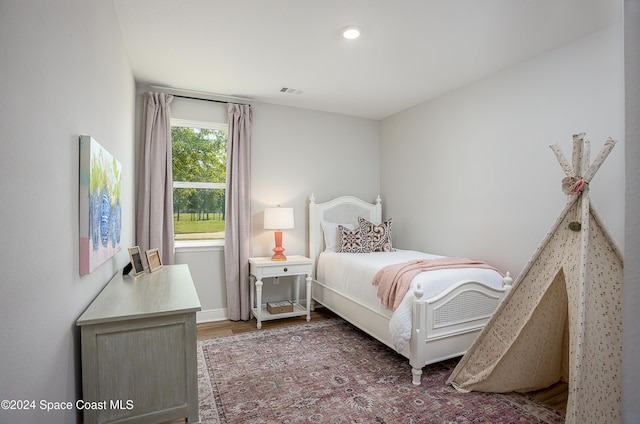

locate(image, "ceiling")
[[113, 0, 621, 120]]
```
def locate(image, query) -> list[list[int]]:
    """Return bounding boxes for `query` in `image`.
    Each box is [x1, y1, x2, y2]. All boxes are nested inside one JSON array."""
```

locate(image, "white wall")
[[251, 103, 380, 258], [380, 24, 624, 276], [0, 1, 135, 423], [623, 1, 640, 422], [154, 97, 380, 318]]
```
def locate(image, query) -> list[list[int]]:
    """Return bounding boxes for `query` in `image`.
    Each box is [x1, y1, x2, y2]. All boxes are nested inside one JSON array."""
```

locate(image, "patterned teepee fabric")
[[447, 135, 623, 424]]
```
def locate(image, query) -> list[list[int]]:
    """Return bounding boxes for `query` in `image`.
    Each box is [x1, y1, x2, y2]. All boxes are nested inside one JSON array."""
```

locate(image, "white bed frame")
[[308, 194, 512, 385]]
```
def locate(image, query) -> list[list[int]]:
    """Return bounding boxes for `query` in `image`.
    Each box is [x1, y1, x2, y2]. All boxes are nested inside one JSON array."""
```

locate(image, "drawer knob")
[[283, 267, 288, 272]]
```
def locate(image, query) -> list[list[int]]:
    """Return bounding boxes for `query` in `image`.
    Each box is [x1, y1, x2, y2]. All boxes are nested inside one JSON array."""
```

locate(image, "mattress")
[[316, 249, 504, 351]]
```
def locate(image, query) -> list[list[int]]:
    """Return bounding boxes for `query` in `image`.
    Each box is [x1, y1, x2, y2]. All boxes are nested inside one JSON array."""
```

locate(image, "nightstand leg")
[[294, 275, 300, 306], [256, 279, 263, 329], [250, 276, 255, 313], [305, 274, 312, 322]]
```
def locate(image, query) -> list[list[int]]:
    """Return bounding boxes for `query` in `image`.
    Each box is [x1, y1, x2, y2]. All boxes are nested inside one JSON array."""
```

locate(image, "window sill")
[[175, 239, 224, 253]]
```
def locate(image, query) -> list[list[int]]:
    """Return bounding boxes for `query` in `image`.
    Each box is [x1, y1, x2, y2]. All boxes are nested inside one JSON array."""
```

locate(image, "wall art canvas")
[[79, 135, 122, 275]]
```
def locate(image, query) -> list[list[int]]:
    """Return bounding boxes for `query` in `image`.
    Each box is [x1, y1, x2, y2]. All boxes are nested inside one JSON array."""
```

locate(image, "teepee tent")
[[447, 134, 623, 424]]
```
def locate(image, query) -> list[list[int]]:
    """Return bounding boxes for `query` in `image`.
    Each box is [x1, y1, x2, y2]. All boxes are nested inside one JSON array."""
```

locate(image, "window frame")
[[171, 118, 228, 250]]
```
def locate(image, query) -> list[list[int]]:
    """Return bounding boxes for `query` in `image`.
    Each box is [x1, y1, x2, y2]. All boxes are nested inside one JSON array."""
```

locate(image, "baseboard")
[[196, 303, 317, 323], [196, 308, 228, 323]]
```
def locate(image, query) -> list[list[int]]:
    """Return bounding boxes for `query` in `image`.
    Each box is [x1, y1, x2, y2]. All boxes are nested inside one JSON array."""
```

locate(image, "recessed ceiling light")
[[341, 26, 362, 40]]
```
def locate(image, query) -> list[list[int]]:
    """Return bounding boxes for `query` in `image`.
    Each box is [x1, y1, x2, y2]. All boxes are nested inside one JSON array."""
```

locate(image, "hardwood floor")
[[164, 308, 566, 423], [527, 381, 569, 414], [195, 308, 337, 340]]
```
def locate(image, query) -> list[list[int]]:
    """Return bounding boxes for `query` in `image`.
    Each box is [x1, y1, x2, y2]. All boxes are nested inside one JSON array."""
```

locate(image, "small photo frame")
[[145, 248, 163, 272], [128, 246, 145, 276]]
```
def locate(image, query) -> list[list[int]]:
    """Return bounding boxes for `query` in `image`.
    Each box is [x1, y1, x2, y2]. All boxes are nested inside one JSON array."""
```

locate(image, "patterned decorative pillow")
[[321, 221, 354, 252], [358, 217, 394, 252], [337, 224, 370, 253]]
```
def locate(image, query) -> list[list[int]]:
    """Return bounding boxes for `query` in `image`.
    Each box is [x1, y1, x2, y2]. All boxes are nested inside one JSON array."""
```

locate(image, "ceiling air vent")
[[280, 87, 303, 95]]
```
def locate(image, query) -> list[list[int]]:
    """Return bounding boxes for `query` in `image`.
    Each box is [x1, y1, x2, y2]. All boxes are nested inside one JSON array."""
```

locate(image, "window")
[[171, 119, 227, 244]]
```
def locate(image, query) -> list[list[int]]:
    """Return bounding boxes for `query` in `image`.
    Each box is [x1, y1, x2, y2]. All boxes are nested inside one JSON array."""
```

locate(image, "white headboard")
[[308, 194, 382, 277]]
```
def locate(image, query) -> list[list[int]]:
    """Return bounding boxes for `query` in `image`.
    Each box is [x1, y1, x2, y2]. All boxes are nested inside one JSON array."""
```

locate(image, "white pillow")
[[321, 221, 354, 252]]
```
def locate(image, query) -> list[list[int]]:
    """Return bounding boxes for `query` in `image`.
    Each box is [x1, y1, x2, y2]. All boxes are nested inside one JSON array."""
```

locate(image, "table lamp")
[[264, 206, 295, 261]]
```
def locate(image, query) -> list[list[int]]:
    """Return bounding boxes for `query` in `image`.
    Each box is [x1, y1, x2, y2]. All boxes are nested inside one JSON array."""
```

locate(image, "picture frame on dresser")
[[145, 248, 163, 272], [128, 246, 145, 276]]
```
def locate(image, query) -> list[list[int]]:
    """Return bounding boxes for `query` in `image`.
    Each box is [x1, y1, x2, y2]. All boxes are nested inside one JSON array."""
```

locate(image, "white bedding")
[[316, 249, 504, 352]]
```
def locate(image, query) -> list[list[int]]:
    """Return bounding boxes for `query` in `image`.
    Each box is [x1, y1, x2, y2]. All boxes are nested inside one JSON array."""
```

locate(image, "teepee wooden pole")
[[583, 138, 617, 183], [582, 137, 591, 177], [550, 144, 573, 176], [572, 133, 586, 177]]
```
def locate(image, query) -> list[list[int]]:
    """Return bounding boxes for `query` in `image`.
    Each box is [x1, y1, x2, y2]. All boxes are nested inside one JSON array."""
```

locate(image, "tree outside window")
[[171, 121, 227, 242]]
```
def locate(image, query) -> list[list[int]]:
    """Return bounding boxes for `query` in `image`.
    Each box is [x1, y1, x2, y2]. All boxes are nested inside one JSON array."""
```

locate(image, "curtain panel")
[[136, 92, 175, 266], [224, 103, 253, 321]]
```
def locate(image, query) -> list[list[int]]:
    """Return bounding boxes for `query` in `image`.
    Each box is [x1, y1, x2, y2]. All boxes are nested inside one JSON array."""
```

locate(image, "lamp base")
[[271, 251, 287, 261], [271, 230, 287, 261]]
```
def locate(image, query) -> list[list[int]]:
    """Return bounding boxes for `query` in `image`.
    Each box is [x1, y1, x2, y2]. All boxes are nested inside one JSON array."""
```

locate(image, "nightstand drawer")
[[259, 263, 310, 277]]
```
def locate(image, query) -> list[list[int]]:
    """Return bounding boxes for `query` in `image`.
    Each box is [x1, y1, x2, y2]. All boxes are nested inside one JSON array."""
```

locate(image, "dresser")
[[76, 264, 201, 424]]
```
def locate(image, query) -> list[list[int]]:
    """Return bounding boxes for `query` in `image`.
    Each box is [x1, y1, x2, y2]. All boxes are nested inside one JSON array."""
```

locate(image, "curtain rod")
[[173, 94, 229, 104], [148, 85, 252, 105]]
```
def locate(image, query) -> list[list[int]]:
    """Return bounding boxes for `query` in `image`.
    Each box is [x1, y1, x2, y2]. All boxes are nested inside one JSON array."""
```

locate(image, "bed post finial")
[[502, 271, 513, 291], [375, 195, 382, 205], [309, 193, 316, 205]]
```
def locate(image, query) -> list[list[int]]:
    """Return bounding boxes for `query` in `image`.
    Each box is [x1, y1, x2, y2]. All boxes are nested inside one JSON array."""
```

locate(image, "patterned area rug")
[[197, 318, 564, 423]]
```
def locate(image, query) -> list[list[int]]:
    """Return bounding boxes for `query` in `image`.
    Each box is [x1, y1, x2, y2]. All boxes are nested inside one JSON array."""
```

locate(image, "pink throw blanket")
[[372, 257, 503, 311]]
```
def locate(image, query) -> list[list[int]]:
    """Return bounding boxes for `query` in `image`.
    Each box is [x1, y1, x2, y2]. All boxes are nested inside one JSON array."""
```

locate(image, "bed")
[[308, 194, 512, 385]]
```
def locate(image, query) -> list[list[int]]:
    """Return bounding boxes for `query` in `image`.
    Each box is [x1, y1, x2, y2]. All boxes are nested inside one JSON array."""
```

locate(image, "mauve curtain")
[[224, 103, 253, 321], [136, 92, 175, 265]]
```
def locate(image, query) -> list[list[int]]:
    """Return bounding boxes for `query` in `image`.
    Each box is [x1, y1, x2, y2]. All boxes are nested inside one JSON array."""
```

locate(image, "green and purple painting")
[[79, 136, 122, 275]]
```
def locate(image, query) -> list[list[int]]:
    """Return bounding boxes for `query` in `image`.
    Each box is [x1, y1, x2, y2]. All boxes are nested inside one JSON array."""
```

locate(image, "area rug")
[[197, 318, 564, 423]]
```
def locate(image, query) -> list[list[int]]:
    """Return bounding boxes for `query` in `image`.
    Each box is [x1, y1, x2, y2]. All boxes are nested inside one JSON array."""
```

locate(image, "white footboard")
[[409, 274, 512, 385]]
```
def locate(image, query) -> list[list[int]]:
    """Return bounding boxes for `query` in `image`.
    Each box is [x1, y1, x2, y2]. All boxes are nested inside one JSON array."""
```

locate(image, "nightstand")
[[249, 255, 313, 329]]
